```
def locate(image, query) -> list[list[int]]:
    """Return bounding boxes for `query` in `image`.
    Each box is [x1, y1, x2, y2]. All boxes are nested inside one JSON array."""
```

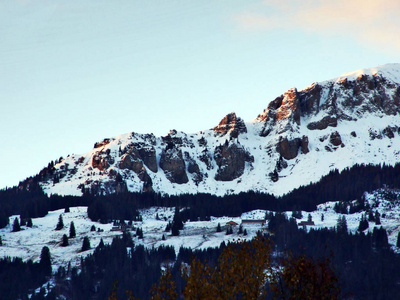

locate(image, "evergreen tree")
[[216, 223, 222, 233], [81, 236, 90, 251], [27, 218, 33, 228], [61, 234, 69, 247], [137, 228, 144, 239], [357, 214, 369, 232], [307, 213, 312, 222], [372, 227, 389, 249], [69, 221, 76, 238], [375, 211, 381, 225], [368, 210, 374, 221], [336, 215, 348, 234], [12, 217, 21, 232], [64, 206, 70, 213], [321, 214, 324, 222], [171, 223, 180, 236], [55, 214, 64, 230], [165, 222, 171, 232], [97, 238, 105, 249], [171, 207, 183, 236], [238, 224, 243, 234], [243, 229, 248, 236], [162, 234, 166, 241], [90, 225, 96, 232], [226, 226, 233, 235], [40, 246, 52, 276], [0, 212, 9, 229], [397, 232, 400, 248], [0, 236, 2, 246]]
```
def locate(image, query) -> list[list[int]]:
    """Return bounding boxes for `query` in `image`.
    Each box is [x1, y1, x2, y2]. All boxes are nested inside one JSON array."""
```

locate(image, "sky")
[[1, 0, 399, 189]]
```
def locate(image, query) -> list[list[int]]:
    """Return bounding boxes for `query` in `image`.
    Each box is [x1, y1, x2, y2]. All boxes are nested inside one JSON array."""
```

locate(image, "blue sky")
[[1, 0, 399, 189]]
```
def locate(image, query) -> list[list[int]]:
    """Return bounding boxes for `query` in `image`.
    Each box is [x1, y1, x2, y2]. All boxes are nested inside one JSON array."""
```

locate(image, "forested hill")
[[1, 163, 399, 227]]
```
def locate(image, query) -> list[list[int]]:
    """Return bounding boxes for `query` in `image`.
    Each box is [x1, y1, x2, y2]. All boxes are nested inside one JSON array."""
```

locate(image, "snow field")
[[1, 189, 400, 274]]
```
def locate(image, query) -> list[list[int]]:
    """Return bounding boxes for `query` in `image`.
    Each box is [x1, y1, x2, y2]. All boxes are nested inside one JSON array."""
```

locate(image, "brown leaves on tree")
[[270, 254, 340, 300], [150, 267, 178, 300], [182, 236, 272, 299]]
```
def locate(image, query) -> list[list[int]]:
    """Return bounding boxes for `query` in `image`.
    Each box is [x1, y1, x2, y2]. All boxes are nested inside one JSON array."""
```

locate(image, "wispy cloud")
[[233, 0, 400, 52]]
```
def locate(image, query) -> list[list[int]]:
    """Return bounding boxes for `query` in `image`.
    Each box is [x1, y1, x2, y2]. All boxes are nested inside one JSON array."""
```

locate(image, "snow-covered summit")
[[335, 63, 400, 84], [27, 64, 400, 197]]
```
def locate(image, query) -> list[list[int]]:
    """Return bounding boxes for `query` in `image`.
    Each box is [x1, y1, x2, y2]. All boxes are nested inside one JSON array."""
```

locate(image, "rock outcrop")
[[185, 152, 203, 185], [213, 112, 247, 138], [137, 145, 158, 173], [257, 88, 301, 137], [159, 145, 188, 184], [214, 141, 253, 181], [307, 116, 338, 130], [276, 137, 301, 160], [329, 131, 342, 147], [92, 149, 114, 171]]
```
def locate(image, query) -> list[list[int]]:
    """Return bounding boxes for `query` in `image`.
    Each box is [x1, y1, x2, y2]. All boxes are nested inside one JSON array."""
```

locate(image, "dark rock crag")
[[213, 112, 247, 138], [214, 141, 253, 181]]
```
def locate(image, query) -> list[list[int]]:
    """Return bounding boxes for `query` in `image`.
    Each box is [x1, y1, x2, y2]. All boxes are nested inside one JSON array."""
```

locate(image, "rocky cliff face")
[[38, 64, 400, 197], [213, 112, 247, 138]]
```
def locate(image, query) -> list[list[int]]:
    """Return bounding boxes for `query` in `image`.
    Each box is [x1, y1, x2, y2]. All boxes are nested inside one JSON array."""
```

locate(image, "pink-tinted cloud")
[[233, 0, 400, 52]]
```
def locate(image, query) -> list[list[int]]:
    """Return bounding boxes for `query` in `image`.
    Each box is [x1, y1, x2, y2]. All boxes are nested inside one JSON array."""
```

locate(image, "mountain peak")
[[335, 63, 400, 84], [30, 64, 400, 197]]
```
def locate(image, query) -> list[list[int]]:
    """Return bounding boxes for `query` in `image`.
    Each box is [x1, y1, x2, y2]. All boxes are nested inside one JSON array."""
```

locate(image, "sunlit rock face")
[[213, 112, 247, 138], [35, 64, 400, 196]]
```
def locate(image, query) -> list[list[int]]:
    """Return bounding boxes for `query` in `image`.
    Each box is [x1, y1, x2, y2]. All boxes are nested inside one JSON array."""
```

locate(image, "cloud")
[[233, 0, 400, 52]]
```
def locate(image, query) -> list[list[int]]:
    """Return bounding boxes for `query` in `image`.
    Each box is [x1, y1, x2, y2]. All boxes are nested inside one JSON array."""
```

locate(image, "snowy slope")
[[1, 189, 400, 272], [30, 63, 400, 197]]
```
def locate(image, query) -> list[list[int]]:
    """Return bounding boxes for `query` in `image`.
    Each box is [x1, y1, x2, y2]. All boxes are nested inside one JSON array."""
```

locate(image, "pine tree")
[[137, 228, 143, 239], [40, 246, 52, 276], [368, 210, 374, 221], [0, 212, 9, 229], [61, 234, 69, 247], [97, 238, 105, 249], [226, 226, 233, 235], [238, 224, 243, 234], [55, 214, 64, 230], [375, 211, 381, 225], [12, 217, 21, 232], [69, 221, 76, 238], [357, 214, 369, 232], [336, 215, 348, 234], [171, 207, 183, 236], [90, 225, 96, 232], [165, 222, 171, 232], [0, 236, 2, 246], [162, 234, 166, 241], [307, 213, 312, 222], [396, 232, 400, 248], [64, 206, 70, 213], [216, 223, 222, 232], [321, 214, 324, 222], [81, 236, 90, 251], [27, 218, 33, 228]]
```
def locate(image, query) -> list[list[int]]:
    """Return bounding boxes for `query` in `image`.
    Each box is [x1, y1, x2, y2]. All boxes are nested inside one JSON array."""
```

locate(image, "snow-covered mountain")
[[33, 63, 400, 197]]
